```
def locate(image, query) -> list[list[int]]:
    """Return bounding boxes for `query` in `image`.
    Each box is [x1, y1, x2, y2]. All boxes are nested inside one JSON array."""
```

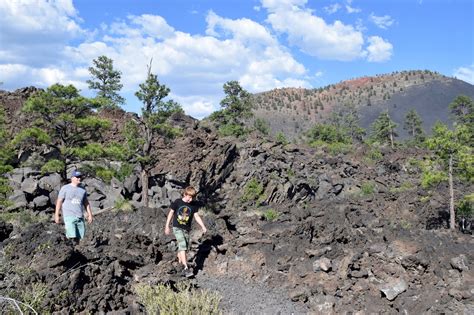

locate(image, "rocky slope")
[[1, 124, 473, 313], [0, 83, 473, 314]]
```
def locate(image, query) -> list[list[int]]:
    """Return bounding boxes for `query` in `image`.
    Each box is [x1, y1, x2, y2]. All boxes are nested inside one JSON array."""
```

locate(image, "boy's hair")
[[183, 186, 197, 197]]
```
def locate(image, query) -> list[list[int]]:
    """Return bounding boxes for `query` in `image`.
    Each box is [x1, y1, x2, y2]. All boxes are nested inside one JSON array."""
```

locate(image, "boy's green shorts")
[[64, 215, 86, 239], [172, 227, 190, 251]]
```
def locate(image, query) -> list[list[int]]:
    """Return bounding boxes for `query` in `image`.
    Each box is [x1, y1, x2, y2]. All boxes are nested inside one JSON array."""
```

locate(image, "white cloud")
[[262, 1, 365, 61], [369, 13, 395, 29], [0, 63, 86, 89], [324, 4, 341, 14], [453, 64, 474, 84], [0, 0, 84, 66], [0, 1, 311, 118], [366, 36, 393, 62], [206, 11, 276, 46], [346, 5, 361, 13]]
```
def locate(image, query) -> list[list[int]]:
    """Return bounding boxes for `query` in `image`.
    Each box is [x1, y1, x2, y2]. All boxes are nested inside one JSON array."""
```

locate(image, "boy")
[[54, 170, 93, 244], [165, 186, 207, 277]]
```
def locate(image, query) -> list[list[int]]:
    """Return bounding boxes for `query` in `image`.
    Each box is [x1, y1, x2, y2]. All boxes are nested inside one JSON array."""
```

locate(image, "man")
[[165, 186, 207, 277], [54, 170, 93, 244]]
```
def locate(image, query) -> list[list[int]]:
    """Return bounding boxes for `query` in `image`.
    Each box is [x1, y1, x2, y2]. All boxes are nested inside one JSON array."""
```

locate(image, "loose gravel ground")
[[195, 272, 309, 315]]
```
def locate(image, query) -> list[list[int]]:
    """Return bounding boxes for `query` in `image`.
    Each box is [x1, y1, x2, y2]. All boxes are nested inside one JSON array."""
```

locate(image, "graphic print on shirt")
[[177, 205, 192, 225]]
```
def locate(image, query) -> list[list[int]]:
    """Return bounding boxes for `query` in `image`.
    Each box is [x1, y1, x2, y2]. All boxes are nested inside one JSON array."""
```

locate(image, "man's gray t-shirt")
[[58, 184, 88, 218]]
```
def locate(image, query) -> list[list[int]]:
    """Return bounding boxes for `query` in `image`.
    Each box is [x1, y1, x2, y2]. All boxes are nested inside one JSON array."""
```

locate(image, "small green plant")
[[286, 169, 295, 178], [20, 282, 48, 313], [241, 178, 264, 203], [327, 142, 352, 155], [263, 209, 279, 221], [360, 181, 376, 196], [35, 241, 52, 253], [0, 209, 46, 228], [134, 281, 221, 315], [399, 220, 412, 230], [457, 193, 473, 218], [114, 198, 134, 212], [365, 148, 383, 162], [115, 162, 134, 181], [389, 181, 414, 193], [254, 118, 270, 135], [275, 132, 288, 145]]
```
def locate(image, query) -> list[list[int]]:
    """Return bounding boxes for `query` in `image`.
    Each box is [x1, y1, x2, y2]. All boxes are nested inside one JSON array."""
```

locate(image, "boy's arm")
[[194, 213, 207, 234], [164, 209, 174, 235], [84, 199, 93, 224], [54, 198, 63, 224]]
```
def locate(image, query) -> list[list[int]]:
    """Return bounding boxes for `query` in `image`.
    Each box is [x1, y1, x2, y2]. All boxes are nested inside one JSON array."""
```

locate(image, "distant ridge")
[[251, 70, 474, 139]]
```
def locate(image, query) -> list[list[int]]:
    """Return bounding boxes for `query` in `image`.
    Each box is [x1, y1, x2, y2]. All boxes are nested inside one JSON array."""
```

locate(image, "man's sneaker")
[[182, 267, 194, 278]]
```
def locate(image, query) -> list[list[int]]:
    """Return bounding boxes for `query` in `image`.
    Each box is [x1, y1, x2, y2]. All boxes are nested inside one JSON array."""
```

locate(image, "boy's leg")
[[173, 227, 190, 268]]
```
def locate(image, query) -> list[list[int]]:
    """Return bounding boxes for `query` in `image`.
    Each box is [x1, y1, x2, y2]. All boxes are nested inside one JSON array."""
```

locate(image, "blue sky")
[[1, 0, 473, 119]]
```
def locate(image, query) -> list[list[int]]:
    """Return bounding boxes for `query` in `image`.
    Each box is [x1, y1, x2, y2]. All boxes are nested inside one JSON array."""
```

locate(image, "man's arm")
[[54, 198, 63, 224], [164, 209, 174, 235], [84, 199, 93, 224], [194, 213, 207, 234]]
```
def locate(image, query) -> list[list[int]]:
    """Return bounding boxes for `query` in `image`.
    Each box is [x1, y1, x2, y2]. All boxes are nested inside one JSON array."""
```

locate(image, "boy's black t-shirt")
[[170, 198, 199, 231]]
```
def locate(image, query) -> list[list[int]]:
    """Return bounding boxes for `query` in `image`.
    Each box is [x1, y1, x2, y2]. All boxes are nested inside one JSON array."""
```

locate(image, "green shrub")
[[0, 209, 46, 227], [114, 198, 134, 212], [41, 159, 65, 174], [360, 181, 376, 196], [457, 193, 473, 217], [306, 123, 350, 144], [95, 167, 114, 183], [241, 178, 264, 203], [419, 159, 446, 188], [275, 132, 288, 145], [218, 123, 248, 137], [254, 118, 270, 135], [263, 209, 279, 221], [0, 177, 13, 208], [327, 142, 352, 155], [389, 181, 414, 193], [2, 282, 48, 314], [366, 148, 383, 162], [115, 163, 134, 181], [134, 281, 221, 315]]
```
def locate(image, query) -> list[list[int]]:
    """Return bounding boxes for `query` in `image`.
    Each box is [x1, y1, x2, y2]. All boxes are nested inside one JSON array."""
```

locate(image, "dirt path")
[[195, 272, 309, 315]]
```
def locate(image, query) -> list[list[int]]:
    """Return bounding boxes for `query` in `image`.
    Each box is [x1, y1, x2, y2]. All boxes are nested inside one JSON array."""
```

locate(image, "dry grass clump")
[[135, 281, 221, 315]]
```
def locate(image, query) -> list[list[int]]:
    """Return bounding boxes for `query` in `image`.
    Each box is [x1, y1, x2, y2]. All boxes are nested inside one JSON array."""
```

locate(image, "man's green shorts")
[[64, 215, 86, 239], [173, 227, 190, 251]]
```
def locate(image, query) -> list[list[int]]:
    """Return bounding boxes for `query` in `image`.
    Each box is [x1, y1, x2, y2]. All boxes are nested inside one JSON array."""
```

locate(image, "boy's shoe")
[[181, 267, 194, 278]]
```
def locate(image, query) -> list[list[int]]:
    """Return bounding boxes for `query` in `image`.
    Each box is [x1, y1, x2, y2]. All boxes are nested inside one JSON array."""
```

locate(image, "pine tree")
[[404, 109, 425, 143], [16, 84, 110, 180], [426, 122, 473, 229], [210, 81, 253, 137], [87, 55, 125, 108], [370, 111, 398, 148], [131, 61, 183, 207], [449, 95, 473, 127]]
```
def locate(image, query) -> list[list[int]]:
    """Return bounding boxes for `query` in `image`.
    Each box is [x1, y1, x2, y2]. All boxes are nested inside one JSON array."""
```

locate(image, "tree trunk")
[[449, 154, 455, 230], [141, 168, 149, 207]]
